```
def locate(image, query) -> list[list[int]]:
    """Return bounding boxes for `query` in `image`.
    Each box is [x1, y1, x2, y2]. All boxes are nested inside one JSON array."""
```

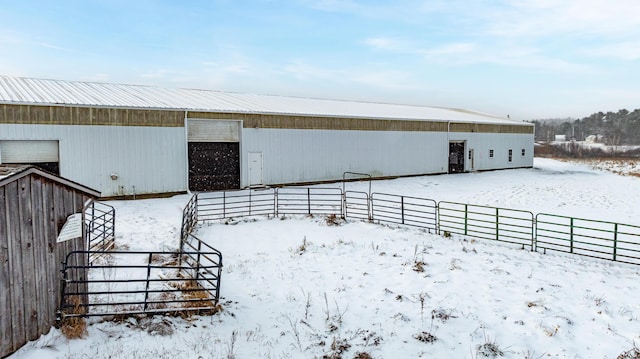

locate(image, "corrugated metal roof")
[[0, 75, 530, 125]]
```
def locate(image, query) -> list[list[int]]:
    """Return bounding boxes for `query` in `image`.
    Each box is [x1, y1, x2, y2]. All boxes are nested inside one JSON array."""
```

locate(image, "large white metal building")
[[0, 75, 534, 197]]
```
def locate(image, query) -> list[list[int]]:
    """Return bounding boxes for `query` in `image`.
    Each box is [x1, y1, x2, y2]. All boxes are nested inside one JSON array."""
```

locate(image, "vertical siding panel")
[[18, 177, 39, 342], [6, 181, 26, 353], [53, 184, 68, 310], [0, 186, 13, 356], [30, 177, 51, 333], [54, 183, 81, 314], [41, 179, 58, 330]]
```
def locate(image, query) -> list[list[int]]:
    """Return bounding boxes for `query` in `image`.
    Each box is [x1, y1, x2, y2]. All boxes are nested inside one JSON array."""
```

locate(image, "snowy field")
[[9, 158, 640, 358]]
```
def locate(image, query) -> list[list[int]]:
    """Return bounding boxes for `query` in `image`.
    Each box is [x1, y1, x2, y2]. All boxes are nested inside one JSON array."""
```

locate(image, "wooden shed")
[[0, 165, 100, 358]]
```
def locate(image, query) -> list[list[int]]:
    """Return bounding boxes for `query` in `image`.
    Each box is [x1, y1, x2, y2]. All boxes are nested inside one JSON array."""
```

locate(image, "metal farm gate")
[[58, 241, 222, 321]]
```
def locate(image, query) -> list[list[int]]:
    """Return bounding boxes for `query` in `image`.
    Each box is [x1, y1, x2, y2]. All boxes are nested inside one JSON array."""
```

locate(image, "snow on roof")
[[0, 75, 530, 125], [0, 164, 28, 180]]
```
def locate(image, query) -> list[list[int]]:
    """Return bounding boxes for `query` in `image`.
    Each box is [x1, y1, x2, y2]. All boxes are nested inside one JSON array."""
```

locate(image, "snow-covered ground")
[[9, 158, 640, 358]]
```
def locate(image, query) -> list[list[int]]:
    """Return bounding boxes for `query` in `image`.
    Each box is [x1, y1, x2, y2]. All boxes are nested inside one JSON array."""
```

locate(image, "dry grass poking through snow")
[[568, 158, 640, 177], [618, 345, 640, 359], [60, 296, 87, 339]]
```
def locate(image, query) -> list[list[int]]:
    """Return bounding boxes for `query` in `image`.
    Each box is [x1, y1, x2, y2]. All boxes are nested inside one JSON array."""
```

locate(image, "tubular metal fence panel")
[[180, 234, 223, 303], [183, 186, 640, 266], [84, 200, 116, 264], [370, 193, 438, 233], [181, 193, 198, 245], [276, 187, 343, 217], [344, 191, 370, 221], [58, 247, 222, 320], [197, 188, 276, 221], [85, 200, 116, 251], [536, 214, 640, 265], [438, 202, 534, 249]]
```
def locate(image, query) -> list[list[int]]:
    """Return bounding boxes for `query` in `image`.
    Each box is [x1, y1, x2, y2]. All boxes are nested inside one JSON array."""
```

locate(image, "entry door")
[[248, 152, 263, 187], [448, 142, 465, 173]]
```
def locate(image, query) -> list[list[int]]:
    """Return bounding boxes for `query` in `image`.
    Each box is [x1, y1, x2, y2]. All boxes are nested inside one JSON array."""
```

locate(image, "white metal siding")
[[0, 124, 187, 197], [0, 140, 59, 163], [240, 128, 533, 187], [241, 128, 449, 186], [187, 119, 240, 142], [449, 132, 534, 171]]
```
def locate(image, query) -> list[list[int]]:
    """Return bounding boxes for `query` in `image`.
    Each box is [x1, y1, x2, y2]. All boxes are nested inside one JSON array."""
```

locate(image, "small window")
[[522, 149, 526, 156], [508, 149, 513, 162], [489, 149, 494, 158]]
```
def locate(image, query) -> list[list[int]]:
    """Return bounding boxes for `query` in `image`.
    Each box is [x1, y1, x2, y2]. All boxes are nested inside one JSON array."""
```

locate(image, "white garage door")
[[0, 140, 59, 163], [187, 119, 240, 142]]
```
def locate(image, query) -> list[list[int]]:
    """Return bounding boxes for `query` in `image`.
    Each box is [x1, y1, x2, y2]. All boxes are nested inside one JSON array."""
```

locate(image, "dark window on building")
[[489, 149, 494, 158], [508, 149, 513, 162]]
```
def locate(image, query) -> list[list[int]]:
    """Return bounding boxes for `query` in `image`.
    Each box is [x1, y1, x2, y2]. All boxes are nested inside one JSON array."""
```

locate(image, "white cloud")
[[422, 43, 476, 57], [202, 61, 250, 74], [364, 37, 403, 51], [351, 69, 421, 91], [0, 29, 22, 44], [306, 0, 360, 13], [486, 0, 640, 39], [139, 69, 170, 79], [283, 61, 343, 81], [39, 42, 69, 51], [582, 41, 640, 61], [80, 73, 111, 82]]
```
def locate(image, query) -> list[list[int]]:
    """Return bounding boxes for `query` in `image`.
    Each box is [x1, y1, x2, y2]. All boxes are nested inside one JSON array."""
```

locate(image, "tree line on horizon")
[[531, 108, 640, 146]]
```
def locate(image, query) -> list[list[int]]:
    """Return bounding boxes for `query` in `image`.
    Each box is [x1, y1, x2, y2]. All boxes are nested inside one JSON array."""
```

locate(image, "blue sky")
[[1, 0, 639, 120]]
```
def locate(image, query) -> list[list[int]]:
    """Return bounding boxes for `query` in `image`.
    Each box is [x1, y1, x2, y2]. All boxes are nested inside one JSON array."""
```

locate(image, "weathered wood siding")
[[0, 173, 94, 358], [188, 111, 534, 134], [0, 104, 533, 134], [0, 104, 184, 127]]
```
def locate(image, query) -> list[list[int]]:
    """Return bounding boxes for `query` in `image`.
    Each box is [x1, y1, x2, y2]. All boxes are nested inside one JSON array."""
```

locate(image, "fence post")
[[307, 188, 311, 215], [532, 215, 536, 252], [57, 258, 69, 325], [196, 239, 202, 282], [401, 196, 405, 225], [433, 201, 440, 234], [613, 223, 618, 261], [194, 193, 198, 222], [495, 208, 499, 241], [369, 194, 374, 222], [464, 204, 468, 236], [272, 189, 277, 217], [570, 217, 574, 253], [143, 253, 153, 311]]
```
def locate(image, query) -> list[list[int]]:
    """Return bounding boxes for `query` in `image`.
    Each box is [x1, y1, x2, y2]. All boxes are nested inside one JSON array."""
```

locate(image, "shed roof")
[[0, 75, 530, 126], [0, 165, 100, 197]]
